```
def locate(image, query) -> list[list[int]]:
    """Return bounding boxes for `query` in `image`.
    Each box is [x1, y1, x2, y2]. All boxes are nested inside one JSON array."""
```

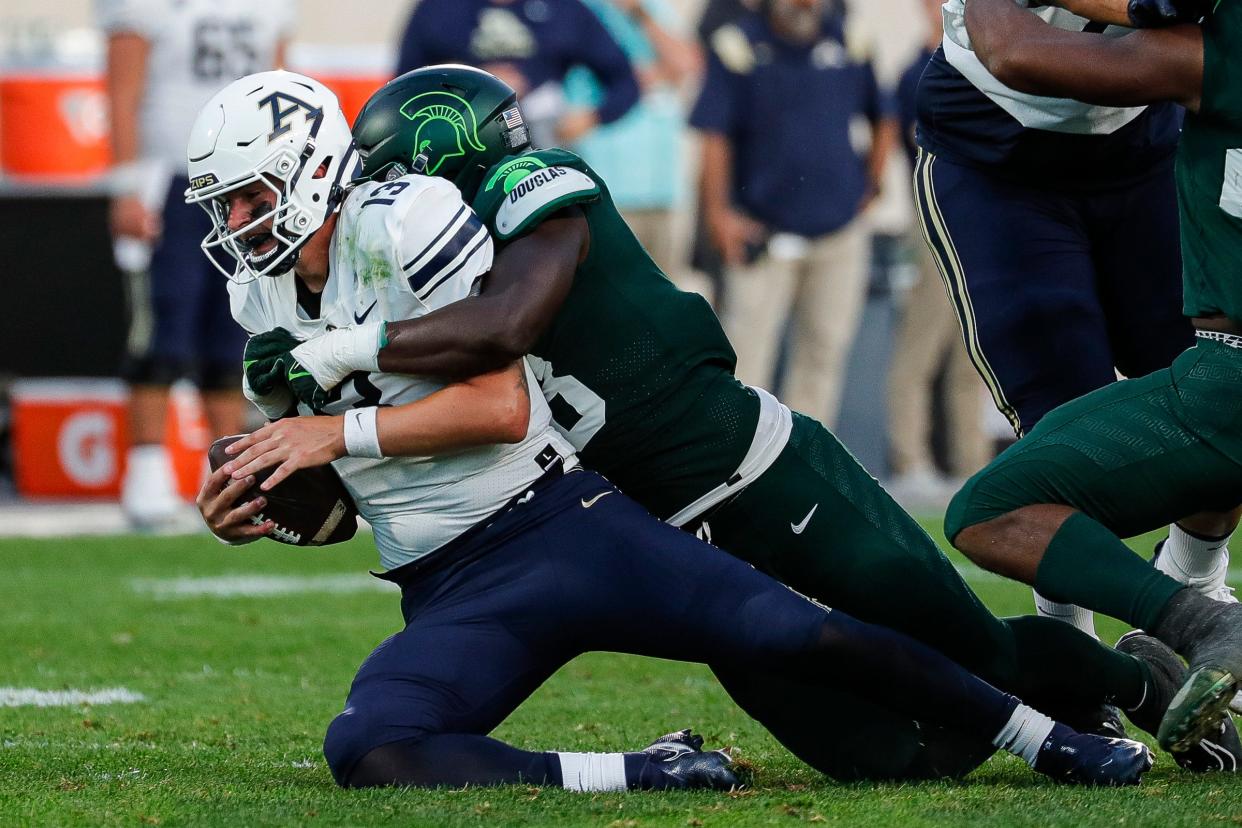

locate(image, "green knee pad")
[[1035, 512, 1184, 631]]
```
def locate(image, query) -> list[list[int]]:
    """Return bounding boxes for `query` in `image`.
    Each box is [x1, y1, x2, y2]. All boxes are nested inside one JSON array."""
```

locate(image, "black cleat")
[[1151, 590, 1242, 751], [1058, 704, 1127, 740], [1117, 630, 1240, 772], [641, 729, 745, 790], [1033, 723, 1153, 786], [643, 729, 705, 758]]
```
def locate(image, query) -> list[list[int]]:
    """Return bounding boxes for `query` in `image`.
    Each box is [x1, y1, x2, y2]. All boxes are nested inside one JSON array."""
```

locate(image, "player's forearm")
[[866, 118, 898, 195], [380, 214, 584, 380], [379, 298, 523, 380], [698, 133, 734, 219], [967, 0, 1203, 108], [104, 34, 149, 165], [376, 363, 532, 456], [637, 9, 703, 86], [969, 0, 1076, 88]]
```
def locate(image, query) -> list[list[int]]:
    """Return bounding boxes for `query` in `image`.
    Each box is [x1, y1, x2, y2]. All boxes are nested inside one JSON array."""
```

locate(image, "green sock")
[[1035, 512, 1184, 631], [1004, 615, 1150, 710]]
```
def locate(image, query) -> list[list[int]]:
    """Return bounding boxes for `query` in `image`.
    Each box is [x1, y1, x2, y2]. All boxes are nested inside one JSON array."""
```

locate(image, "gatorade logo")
[[507, 167, 567, 203], [57, 411, 116, 487], [58, 89, 108, 146]]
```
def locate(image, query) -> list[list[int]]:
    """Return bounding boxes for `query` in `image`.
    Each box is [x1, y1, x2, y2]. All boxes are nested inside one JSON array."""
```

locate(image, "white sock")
[[556, 752, 627, 792], [121, 444, 179, 515], [993, 703, 1056, 768], [1162, 523, 1232, 582], [1033, 591, 1098, 640]]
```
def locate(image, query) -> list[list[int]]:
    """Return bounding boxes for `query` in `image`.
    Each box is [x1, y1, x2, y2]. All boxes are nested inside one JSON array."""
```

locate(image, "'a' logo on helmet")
[[258, 91, 323, 142], [399, 92, 486, 176]]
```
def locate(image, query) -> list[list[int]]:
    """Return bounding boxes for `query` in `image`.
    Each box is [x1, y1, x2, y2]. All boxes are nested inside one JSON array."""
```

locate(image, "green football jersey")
[[1178, 1, 1242, 323], [472, 148, 759, 518]]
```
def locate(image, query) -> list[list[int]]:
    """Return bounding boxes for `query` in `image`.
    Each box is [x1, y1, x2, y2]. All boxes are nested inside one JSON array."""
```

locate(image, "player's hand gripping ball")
[[208, 435, 358, 546]]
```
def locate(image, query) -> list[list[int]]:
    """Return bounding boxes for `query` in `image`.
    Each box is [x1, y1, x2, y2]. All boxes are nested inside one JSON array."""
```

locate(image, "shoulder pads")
[[474, 150, 601, 241]]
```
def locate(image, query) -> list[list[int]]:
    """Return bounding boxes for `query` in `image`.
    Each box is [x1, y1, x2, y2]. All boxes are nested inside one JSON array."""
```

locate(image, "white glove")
[[290, 321, 386, 390]]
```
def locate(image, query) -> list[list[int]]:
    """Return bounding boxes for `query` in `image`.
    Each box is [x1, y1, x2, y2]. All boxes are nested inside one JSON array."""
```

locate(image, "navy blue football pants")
[[914, 150, 1193, 435], [323, 469, 1017, 788]]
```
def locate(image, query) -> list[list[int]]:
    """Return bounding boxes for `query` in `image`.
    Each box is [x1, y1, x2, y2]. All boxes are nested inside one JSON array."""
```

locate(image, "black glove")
[[244, 328, 333, 411], [1127, 0, 1210, 27]]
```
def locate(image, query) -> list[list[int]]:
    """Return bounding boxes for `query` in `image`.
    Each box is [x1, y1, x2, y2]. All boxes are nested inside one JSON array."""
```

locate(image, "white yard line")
[[131, 573, 396, 599], [0, 687, 146, 708]]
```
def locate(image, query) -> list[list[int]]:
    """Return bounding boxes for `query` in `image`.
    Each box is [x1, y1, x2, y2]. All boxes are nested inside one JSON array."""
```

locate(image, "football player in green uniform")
[[241, 64, 1234, 776], [934, 0, 1242, 753]]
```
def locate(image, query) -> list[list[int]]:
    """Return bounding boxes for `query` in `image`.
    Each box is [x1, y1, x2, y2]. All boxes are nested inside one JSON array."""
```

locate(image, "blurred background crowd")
[[0, 0, 1011, 530]]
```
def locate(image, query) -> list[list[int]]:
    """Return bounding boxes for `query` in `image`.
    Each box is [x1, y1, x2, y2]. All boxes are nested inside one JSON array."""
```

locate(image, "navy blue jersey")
[[689, 10, 893, 236], [396, 0, 639, 125], [915, 4, 1179, 190]]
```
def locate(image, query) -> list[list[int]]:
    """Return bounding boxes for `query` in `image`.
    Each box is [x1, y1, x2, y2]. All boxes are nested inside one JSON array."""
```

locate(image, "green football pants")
[[703, 413, 1146, 779], [946, 338, 1242, 539]]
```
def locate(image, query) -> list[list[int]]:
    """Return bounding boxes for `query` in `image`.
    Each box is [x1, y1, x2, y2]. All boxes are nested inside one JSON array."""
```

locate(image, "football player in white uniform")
[[97, 0, 294, 529], [189, 71, 1156, 791]]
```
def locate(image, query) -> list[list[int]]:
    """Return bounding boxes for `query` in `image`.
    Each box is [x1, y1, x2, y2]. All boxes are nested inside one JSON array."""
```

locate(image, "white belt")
[[1196, 330, 1242, 349], [667, 386, 792, 527]]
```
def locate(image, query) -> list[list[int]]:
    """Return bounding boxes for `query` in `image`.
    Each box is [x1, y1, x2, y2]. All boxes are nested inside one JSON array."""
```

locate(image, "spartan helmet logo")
[[399, 91, 486, 176]]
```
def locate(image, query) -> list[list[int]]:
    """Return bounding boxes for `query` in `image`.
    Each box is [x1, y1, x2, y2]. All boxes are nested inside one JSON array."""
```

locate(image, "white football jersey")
[[941, 0, 1146, 135], [229, 176, 577, 570], [96, 0, 294, 171]]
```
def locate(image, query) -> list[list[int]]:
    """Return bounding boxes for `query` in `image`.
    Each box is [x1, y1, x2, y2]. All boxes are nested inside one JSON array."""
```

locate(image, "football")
[[207, 434, 359, 546]]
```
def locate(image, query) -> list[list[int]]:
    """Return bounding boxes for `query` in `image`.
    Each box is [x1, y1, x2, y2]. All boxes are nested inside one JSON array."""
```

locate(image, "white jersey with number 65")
[[228, 175, 577, 570], [96, 0, 295, 170]]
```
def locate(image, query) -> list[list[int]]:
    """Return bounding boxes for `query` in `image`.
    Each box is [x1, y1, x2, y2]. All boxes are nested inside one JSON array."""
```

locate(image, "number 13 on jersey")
[[526, 356, 606, 450]]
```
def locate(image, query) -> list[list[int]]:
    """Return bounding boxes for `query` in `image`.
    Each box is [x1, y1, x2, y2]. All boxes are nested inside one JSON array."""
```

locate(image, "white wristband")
[[343, 407, 384, 458], [291, 321, 385, 390]]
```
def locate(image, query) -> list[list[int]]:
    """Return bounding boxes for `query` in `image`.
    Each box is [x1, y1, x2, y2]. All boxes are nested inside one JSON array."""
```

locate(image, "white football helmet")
[[184, 71, 361, 282]]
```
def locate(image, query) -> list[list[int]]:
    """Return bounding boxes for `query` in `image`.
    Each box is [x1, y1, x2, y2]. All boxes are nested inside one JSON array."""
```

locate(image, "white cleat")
[[121, 445, 198, 533]]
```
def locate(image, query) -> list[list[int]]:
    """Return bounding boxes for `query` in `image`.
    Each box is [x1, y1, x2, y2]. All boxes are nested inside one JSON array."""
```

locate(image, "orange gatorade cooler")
[[291, 45, 390, 126], [0, 71, 110, 179], [316, 73, 386, 125], [11, 379, 209, 500]]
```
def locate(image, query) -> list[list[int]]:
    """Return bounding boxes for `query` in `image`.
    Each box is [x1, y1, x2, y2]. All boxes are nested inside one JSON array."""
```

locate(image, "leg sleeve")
[[710, 665, 993, 782]]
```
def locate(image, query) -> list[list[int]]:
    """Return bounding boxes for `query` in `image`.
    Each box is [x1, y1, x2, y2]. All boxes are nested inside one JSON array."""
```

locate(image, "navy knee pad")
[[121, 354, 189, 386], [198, 361, 242, 393], [323, 705, 396, 787]]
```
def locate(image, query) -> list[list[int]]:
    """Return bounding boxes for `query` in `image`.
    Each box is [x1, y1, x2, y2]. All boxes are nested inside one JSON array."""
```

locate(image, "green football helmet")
[[352, 64, 531, 201]]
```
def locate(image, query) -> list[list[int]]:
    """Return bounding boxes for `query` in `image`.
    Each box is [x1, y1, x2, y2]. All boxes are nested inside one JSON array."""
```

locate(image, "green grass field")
[[3, 519, 1241, 827]]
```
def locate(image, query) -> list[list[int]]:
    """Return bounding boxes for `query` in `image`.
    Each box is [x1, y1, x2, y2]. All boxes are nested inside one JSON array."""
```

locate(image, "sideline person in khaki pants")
[[723, 223, 871, 427], [887, 235, 989, 492], [691, 0, 896, 427]]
